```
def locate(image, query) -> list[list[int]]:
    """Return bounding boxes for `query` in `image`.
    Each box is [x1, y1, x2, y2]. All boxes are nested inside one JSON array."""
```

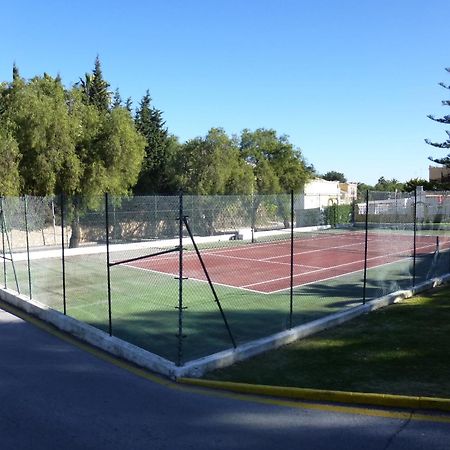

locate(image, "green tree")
[[239, 128, 311, 193], [404, 177, 450, 192], [133, 91, 177, 194], [3, 73, 81, 195], [357, 182, 374, 201], [426, 67, 450, 154], [78, 56, 111, 111], [175, 128, 253, 195], [66, 90, 146, 246], [404, 178, 429, 192], [0, 65, 146, 246], [112, 88, 122, 109], [125, 97, 133, 113], [0, 67, 22, 195], [373, 177, 404, 192], [0, 128, 21, 195], [322, 171, 347, 182]]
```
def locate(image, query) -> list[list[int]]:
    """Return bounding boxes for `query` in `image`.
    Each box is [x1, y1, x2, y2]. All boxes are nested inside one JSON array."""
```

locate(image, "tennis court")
[[120, 230, 446, 294], [2, 192, 450, 364]]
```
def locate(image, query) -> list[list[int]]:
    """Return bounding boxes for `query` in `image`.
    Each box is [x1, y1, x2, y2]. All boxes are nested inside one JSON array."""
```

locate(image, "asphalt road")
[[1, 307, 450, 450]]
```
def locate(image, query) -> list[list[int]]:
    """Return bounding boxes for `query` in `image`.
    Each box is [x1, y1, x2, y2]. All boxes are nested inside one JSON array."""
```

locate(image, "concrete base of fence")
[[0, 288, 179, 379], [1, 274, 449, 380]]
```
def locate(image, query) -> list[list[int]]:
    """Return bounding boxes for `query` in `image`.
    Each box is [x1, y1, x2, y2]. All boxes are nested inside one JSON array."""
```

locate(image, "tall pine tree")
[[426, 67, 450, 165], [134, 90, 175, 194], [78, 56, 111, 111]]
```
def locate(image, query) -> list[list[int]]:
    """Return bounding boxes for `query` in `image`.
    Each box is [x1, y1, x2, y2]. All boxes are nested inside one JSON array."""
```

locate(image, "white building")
[[299, 178, 357, 210]]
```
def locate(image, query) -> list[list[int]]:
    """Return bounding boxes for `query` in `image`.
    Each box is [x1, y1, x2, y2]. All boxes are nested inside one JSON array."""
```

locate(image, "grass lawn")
[[203, 284, 450, 399]]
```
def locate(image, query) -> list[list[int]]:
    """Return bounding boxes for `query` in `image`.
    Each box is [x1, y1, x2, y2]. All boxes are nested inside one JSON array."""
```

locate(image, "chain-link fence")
[[1, 189, 449, 365]]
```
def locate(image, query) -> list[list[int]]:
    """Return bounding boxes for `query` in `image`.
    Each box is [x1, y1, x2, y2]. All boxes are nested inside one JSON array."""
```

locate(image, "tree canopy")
[[133, 91, 177, 194], [373, 177, 404, 192], [240, 128, 312, 194], [0, 59, 146, 200], [174, 128, 254, 195], [0, 127, 21, 195], [1, 58, 313, 201], [322, 171, 347, 183], [426, 67, 450, 165]]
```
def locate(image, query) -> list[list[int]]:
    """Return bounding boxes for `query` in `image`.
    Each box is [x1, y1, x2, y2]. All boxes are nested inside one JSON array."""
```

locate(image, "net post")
[[413, 188, 417, 288], [289, 190, 294, 329], [60, 193, 67, 315], [177, 190, 185, 366], [362, 190, 369, 304], [23, 195, 32, 299], [105, 192, 113, 336]]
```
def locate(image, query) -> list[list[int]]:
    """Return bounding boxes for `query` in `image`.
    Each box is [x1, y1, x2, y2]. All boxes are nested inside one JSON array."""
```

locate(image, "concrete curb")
[[177, 378, 450, 413], [0, 288, 179, 379]]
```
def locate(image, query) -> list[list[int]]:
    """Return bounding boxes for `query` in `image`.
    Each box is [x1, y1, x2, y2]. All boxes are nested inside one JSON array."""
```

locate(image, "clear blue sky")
[[1, 0, 449, 185]]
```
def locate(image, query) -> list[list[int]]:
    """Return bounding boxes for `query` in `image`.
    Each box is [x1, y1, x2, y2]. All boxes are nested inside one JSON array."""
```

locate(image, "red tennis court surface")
[[124, 232, 445, 294]]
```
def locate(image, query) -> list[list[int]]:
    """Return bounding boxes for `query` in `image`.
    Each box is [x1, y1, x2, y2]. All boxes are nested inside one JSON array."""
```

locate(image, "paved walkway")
[[1, 307, 450, 450]]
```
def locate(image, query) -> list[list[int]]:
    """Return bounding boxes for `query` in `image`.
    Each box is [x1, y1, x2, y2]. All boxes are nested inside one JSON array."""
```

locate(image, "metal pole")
[[334, 197, 338, 228], [105, 193, 113, 336], [61, 194, 67, 315], [289, 190, 294, 329], [413, 188, 417, 287], [362, 190, 369, 304], [177, 191, 184, 366], [23, 196, 33, 299], [1, 197, 6, 288], [183, 216, 236, 349], [251, 189, 255, 243], [1, 198, 20, 293]]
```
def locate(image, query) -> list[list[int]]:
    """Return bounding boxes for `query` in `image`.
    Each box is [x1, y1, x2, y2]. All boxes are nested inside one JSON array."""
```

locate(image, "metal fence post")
[[413, 188, 417, 288], [1, 197, 6, 288], [251, 190, 256, 244], [177, 190, 185, 366], [0, 197, 20, 293], [289, 190, 294, 329], [362, 190, 369, 304], [105, 193, 113, 336], [23, 195, 32, 299], [60, 193, 67, 315]]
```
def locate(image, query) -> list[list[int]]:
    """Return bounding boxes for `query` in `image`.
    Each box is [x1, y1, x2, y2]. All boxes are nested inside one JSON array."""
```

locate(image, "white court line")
[[259, 241, 365, 261], [194, 251, 305, 267], [193, 238, 415, 269], [240, 243, 436, 290], [117, 242, 438, 295], [120, 263, 267, 295], [107, 232, 421, 266]]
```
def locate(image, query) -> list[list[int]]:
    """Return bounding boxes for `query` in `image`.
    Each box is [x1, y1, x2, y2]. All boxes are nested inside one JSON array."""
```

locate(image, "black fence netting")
[[1, 188, 449, 365]]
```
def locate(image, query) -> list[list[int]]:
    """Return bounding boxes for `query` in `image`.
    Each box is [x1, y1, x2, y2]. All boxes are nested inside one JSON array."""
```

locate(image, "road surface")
[[0, 307, 449, 450]]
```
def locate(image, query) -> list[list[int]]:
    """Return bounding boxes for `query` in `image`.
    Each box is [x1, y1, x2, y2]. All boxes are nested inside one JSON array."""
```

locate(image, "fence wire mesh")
[[106, 195, 180, 362], [1, 189, 450, 365]]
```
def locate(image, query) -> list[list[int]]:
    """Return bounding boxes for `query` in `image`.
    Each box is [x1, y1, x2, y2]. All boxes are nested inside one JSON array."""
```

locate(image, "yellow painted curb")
[[178, 378, 450, 413]]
